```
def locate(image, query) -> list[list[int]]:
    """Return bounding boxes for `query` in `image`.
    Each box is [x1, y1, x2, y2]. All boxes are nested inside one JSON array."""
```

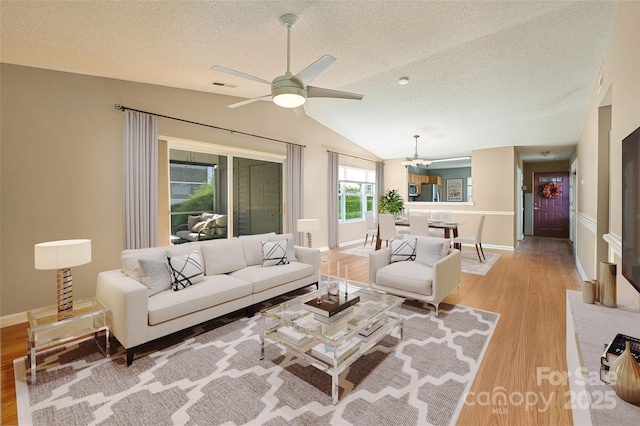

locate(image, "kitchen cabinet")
[[408, 173, 443, 196]]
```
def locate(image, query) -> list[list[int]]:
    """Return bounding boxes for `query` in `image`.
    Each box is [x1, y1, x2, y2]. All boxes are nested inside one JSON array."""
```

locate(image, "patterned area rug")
[[341, 246, 501, 276], [15, 290, 498, 426]]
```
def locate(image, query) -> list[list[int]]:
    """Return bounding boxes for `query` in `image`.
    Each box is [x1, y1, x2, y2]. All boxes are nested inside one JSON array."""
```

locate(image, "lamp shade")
[[297, 219, 320, 232], [34, 239, 92, 270]]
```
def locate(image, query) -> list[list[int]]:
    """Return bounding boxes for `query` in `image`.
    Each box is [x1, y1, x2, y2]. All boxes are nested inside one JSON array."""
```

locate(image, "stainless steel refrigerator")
[[416, 184, 440, 202]]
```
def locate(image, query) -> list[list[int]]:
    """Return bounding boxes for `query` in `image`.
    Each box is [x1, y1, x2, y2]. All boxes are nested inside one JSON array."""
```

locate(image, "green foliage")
[[345, 195, 362, 220], [170, 182, 214, 234], [378, 189, 404, 215], [172, 182, 214, 212]]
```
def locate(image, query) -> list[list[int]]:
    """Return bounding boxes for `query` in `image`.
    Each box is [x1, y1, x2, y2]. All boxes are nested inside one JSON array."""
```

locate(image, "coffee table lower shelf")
[[260, 313, 403, 405]]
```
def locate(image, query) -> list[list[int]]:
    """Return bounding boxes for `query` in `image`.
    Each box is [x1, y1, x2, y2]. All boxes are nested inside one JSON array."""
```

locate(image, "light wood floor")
[[1, 237, 581, 425]]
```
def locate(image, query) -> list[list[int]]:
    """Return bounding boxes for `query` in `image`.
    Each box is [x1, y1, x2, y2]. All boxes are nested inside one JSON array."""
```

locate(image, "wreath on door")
[[540, 182, 562, 199]]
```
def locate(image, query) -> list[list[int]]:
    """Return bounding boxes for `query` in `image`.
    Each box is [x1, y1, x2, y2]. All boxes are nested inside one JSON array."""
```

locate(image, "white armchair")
[[368, 236, 461, 316]]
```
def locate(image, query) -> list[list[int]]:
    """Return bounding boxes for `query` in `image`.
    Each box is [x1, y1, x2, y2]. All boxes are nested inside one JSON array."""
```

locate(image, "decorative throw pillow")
[[191, 220, 207, 232], [167, 250, 204, 291], [415, 239, 448, 267], [138, 258, 172, 296], [192, 218, 215, 233], [187, 215, 202, 231], [262, 240, 289, 267], [389, 238, 417, 262], [270, 233, 298, 262]]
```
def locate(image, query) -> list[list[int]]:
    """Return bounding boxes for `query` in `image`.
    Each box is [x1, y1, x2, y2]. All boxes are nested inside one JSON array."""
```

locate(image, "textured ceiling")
[[0, 1, 618, 163]]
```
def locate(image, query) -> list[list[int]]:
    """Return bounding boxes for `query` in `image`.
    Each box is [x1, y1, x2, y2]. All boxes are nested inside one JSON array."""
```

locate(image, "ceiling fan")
[[401, 135, 432, 167], [211, 14, 363, 116]]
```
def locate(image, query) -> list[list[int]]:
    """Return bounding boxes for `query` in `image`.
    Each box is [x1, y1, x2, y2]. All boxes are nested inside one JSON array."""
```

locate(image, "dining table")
[[375, 220, 462, 250]]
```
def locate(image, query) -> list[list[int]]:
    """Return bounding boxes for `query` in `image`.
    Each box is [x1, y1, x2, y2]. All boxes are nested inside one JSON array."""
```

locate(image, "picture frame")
[[446, 178, 463, 202]]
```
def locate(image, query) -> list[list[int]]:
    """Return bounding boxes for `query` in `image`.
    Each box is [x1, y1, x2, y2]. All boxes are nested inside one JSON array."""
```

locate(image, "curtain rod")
[[327, 149, 380, 164], [114, 104, 305, 148]]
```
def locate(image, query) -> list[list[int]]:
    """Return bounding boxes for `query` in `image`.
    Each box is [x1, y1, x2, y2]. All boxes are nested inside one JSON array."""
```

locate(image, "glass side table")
[[27, 297, 109, 383]]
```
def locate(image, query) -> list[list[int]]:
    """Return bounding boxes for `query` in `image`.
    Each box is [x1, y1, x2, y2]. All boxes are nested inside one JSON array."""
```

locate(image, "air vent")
[[211, 81, 237, 88]]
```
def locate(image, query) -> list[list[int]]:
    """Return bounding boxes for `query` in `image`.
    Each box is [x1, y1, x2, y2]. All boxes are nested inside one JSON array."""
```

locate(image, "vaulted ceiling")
[[1, 1, 618, 162]]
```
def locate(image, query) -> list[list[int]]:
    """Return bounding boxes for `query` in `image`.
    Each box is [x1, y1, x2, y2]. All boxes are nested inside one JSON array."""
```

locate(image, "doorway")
[[533, 172, 570, 238]]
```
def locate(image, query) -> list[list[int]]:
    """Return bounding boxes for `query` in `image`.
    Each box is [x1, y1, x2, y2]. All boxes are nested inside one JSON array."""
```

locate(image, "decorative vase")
[[611, 341, 640, 404], [582, 280, 596, 304], [599, 262, 617, 308]]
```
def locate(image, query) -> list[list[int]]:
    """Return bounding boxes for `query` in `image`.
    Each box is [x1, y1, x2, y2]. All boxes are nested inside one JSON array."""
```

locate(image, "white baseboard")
[[1, 311, 28, 328], [339, 238, 366, 248], [575, 256, 589, 281], [457, 243, 514, 252]]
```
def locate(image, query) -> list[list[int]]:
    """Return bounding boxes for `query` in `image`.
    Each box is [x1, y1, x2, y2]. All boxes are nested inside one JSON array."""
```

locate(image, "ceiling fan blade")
[[307, 86, 364, 100], [227, 95, 271, 109], [293, 105, 306, 118], [293, 55, 336, 86], [211, 65, 271, 85]]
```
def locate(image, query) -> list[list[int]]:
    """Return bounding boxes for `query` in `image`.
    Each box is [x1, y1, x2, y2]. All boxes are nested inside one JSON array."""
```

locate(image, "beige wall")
[[574, 1, 640, 305], [0, 64, 380, 316], [522, 160, 571, 193]]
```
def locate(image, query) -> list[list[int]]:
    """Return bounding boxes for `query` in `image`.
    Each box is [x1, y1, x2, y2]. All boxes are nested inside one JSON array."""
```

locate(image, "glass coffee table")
[[27, 297, 109, 383], [260, 287, 404, 404]]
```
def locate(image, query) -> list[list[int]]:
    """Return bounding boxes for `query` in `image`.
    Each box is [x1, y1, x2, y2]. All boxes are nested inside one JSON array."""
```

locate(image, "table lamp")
[[34, 239, 92, 318], [297, 219, 319, 248]]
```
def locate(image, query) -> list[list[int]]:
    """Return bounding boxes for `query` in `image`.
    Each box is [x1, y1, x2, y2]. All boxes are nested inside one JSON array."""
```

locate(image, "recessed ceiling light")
[[398, 77, 409, 85]]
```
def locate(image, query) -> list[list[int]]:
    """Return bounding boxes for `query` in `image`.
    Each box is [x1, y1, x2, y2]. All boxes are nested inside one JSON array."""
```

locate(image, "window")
[[169, 150, 228, 238], [338, 166, 375, 222]]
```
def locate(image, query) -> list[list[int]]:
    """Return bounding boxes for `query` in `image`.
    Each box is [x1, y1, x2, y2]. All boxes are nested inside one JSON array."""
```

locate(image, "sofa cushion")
[[147, 275, 252, 325], [167, 250, 205, 291], [138, 258, 172, 296], [201, 239, 247, 275], [389, 238, 417, 262], [376, 261, 434, 296], [262, 240, 289, 266], [230, 262, 313, 294], [415, 238, 448, 267], [238, 233, 277, 266], [121, 246, 168, 280]]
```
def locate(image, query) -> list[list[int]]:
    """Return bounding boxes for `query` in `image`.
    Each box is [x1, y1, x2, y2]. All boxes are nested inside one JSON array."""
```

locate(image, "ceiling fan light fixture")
[[273, 92, 306, 108]]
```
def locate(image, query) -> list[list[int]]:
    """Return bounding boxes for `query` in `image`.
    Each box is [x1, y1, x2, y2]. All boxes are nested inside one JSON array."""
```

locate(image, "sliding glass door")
[[233, 157, 282, 236]]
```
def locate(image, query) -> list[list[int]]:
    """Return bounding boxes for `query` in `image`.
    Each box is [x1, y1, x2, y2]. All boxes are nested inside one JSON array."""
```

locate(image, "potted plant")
[[379, 189, 405, 219]]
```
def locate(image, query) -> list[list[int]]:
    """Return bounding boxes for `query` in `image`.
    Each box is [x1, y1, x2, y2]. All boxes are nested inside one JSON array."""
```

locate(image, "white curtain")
[[286, 144, 304, 246], [123, 110, 159, 249], [375, 161, 384, 213], [328, 151, 339, 249]]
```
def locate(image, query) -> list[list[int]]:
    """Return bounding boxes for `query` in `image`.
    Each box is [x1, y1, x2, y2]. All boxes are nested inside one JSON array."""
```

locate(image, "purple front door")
[[533, 172, 570, 238]]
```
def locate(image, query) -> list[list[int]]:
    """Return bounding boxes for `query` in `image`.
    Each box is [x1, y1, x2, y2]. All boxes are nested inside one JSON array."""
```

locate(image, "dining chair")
[[377, 214, 398, 247], [409, 213, 430, 236], [364, 211, 377, 246], [431, 211, 451, 222], [452, 215, 486, 262]]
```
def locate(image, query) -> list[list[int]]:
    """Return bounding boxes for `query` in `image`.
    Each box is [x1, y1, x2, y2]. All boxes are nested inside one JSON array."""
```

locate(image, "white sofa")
[[96, 233, 320, 365], [368, 236, 461, 316]]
